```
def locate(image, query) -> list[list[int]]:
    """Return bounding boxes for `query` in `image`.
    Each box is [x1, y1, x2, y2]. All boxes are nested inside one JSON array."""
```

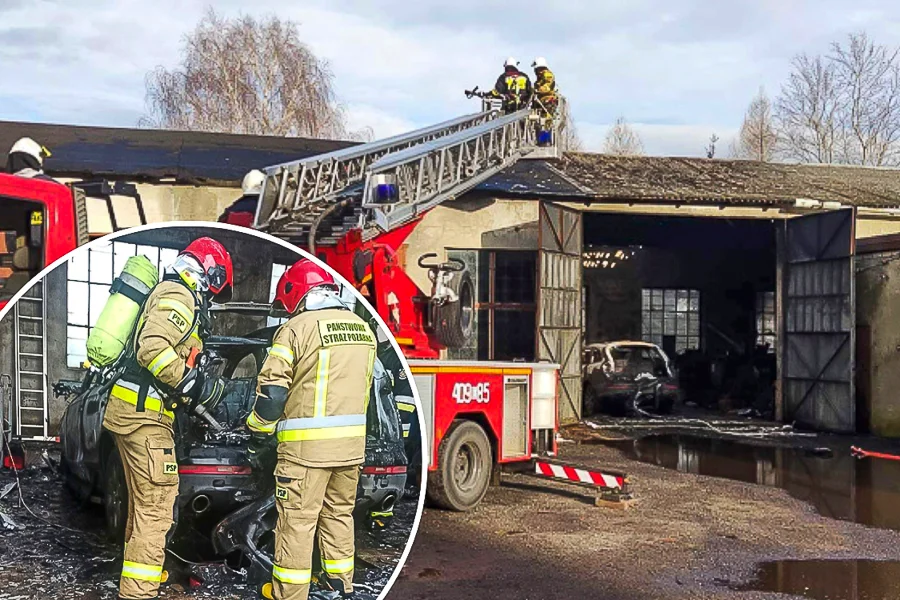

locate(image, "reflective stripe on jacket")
[[251, 308, 377, 469]]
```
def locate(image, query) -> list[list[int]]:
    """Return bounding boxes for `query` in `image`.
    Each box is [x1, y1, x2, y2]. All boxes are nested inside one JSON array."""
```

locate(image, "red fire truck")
[[248, 105, 629, 510], [0, 175, 145, 310]]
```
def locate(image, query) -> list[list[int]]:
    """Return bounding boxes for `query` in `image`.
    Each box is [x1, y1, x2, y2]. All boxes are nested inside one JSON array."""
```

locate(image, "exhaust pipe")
[[192, 494, 211, 515], [380, 494, 397, 513]]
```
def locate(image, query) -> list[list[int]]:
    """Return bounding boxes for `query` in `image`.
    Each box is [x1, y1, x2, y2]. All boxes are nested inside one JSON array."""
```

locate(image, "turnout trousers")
[[272, 464, 361, 600], [113, 424, 179, 599]]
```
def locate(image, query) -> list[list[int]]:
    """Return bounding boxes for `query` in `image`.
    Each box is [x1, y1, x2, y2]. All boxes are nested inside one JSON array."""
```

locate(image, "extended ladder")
[[13, 281, 49, 439], [255, 103, 557, 247]]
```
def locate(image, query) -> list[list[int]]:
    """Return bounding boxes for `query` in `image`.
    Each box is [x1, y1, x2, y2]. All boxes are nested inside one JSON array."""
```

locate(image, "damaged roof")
[[550, 153, 900, 208], [0, 120, 357, 186]]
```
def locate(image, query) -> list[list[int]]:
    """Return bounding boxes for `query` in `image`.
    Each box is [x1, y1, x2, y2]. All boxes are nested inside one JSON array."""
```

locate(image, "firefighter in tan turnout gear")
[[246, 258, 376, 600], [102, 238, 233, 600]]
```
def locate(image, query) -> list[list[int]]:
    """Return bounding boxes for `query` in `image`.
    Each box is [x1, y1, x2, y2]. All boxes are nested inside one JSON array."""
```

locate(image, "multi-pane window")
[[641, 288, 700, 353], [67, 241, 179, 368], [448, 250, 537, 362], [756, 291, 776, 352]]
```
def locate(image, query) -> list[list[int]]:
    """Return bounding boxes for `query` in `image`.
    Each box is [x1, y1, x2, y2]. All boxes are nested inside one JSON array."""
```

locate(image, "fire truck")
[[0, 175, 145, 311], [249, 100, 628, 511]]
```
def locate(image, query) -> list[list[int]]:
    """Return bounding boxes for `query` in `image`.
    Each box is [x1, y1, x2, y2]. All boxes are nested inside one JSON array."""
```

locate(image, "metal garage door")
[[537, 202, 583, 424], [783, 208, 856, 433]]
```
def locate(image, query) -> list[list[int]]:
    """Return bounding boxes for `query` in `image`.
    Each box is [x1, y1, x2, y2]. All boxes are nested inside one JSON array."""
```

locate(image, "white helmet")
[[241, 169, 265, 196], [504, 57, 519, 68], [9, 137, 50, 166], [532, 57, 548, 69]]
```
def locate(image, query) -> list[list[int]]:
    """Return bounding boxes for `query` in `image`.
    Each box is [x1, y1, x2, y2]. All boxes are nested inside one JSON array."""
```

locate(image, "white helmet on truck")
[[242, 169, 266, 196], [532, 57, 548, 69], [504, 57, 519, 68], [9, 137, 51, 166]]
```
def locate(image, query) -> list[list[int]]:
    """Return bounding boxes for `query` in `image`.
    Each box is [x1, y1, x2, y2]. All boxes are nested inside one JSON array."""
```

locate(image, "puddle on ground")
[[605, 434, 900, 531], [736, 559, 900, 599]]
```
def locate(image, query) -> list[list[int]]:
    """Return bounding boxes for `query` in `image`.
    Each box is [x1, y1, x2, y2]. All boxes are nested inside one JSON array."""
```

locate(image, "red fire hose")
[[850, 446, 900, 461]]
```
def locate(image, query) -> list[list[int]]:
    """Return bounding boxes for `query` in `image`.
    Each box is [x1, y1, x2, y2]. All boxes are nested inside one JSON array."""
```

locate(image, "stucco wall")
[[856, 250, 900, 438]]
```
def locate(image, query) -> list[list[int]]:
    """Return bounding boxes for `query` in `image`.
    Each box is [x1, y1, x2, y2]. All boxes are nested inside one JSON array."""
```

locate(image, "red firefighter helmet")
[[274, 258, 338, 314], [180, 237, 234, 302]]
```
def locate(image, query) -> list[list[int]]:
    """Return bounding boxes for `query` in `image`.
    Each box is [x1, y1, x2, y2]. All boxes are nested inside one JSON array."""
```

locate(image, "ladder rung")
[[19, 371, 45, 376], [17, 297, 41, 303], [19, 389, 45, 394], [19, 353, 44, 358], [17, 316, 42, 321], [18, 334, 43, 340], [19, 407, 46, 411]]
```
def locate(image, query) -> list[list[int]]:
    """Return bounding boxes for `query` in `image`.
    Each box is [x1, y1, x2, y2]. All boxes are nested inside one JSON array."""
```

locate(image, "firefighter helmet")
[[178, 237, 234, 302], [242, 169, 266, 196], [504, 57, 519, 68], [532, 56, 548, 69], [9, 137, 51, 166], [274, 258, 338, 315]]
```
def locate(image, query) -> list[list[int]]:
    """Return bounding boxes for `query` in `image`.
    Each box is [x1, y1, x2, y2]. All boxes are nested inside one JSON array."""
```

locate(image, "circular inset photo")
[[0, 222, 424, 600]]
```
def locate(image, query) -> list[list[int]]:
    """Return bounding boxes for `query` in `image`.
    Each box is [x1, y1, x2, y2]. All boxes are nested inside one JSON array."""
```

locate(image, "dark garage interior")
[[582, 213, 778, 414]]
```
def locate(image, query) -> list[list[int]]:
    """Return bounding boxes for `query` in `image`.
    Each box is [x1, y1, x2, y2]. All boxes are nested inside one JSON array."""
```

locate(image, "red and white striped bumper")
[[533, 459, 628, 491]]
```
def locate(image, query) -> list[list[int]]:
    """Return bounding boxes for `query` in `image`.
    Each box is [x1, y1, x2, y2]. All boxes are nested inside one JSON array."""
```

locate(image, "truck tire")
[[426, 420, 492, 511], [103, 447, 128, 543], [432, 270, 474, 349]]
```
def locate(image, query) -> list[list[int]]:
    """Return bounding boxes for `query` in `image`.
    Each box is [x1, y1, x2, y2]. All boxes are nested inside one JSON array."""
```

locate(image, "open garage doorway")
[[582, 213, 778, 418]]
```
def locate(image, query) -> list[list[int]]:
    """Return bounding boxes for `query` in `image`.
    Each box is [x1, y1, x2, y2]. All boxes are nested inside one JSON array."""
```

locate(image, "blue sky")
[[2, 0, 899, 155]]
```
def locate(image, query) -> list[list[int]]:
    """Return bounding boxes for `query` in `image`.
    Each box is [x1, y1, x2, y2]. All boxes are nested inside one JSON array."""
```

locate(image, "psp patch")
[[276, 486, 289, 501], [167, 310, 189, 333], [318, 319, 376, 347], [164, 462, 178, 475]]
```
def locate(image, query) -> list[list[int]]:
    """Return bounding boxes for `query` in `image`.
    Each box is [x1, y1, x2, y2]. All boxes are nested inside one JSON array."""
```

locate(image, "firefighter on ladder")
[[246, 258, 377, 600], [219, 169, 265, 227], [103, 238, 232, 600], [488, 57, 533, 114], [531, 57, 559, 146]]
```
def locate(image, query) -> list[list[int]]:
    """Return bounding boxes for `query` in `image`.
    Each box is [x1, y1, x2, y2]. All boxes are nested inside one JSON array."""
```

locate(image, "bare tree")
[[733, 87, 778, 161], [830, 33, 900, 166], [774, 33, 900, 165], [603, 116, 644, 156], [140, 9, 363, 140], [706, 133, 719, 159], [557, 96, 584, 152], [775, 54, 840, 163]]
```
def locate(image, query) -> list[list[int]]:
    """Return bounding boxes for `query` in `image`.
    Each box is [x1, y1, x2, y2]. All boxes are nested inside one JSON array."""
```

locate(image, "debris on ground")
[[0, 458, 416, 599]]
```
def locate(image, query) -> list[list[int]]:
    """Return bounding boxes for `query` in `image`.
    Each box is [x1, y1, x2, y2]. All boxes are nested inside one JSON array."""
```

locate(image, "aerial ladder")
[[250, 98, 630, 512]]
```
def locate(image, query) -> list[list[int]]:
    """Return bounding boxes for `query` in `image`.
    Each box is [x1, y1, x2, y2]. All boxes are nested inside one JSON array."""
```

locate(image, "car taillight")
[[179, 465, 252, 475], [362, 465, 407, 475]]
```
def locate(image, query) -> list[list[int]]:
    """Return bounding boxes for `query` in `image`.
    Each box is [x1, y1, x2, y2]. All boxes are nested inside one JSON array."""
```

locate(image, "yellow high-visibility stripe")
[[247, 410, 277, 434], [272, 565, 311, 584], [111, 384, 175, 419], [159, 298, 193, 323], [363, 348, 375, 412], [269, 344, 294, 364], [122, 561, 163, 583], [277, 425, 366, 443], [148, 347, 178, 376], [313, 349, 331, 418], [396, 402, 416, 413], [322, 557, 354, 574]]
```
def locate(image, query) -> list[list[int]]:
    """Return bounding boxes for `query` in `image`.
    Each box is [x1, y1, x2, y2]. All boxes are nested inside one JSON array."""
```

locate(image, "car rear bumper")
[[356, 472, 406, 515]]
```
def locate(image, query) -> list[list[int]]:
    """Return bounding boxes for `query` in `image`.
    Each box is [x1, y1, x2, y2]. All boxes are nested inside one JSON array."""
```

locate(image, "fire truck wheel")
[[433, 270, 474, 348], [427, 420, 492, 511]]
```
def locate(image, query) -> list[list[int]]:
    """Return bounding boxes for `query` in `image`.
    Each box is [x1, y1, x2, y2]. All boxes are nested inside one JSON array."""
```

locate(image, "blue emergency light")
[[538, 131, 553, 146]]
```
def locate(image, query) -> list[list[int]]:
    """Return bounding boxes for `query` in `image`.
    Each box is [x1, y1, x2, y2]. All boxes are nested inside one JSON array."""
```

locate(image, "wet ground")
[[392, 417, 900, 600], [0, 461, 416, 599]]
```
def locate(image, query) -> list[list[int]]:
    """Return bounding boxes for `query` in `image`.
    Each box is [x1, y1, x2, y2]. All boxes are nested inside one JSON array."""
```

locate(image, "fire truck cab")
[[0, 174, 87, 309]]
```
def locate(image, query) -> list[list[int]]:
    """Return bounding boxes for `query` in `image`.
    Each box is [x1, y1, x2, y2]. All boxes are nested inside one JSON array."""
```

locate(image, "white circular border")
[[0, 220, 427, 600]]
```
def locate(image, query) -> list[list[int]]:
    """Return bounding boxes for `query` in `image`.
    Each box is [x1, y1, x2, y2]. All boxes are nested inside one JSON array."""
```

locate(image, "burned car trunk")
[[58, 329, 408, 572]]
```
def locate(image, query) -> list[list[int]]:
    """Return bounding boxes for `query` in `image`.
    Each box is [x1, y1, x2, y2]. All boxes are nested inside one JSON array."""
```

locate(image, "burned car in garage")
[[582, 341, 679, 416], [58, 325, 408, 582]]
